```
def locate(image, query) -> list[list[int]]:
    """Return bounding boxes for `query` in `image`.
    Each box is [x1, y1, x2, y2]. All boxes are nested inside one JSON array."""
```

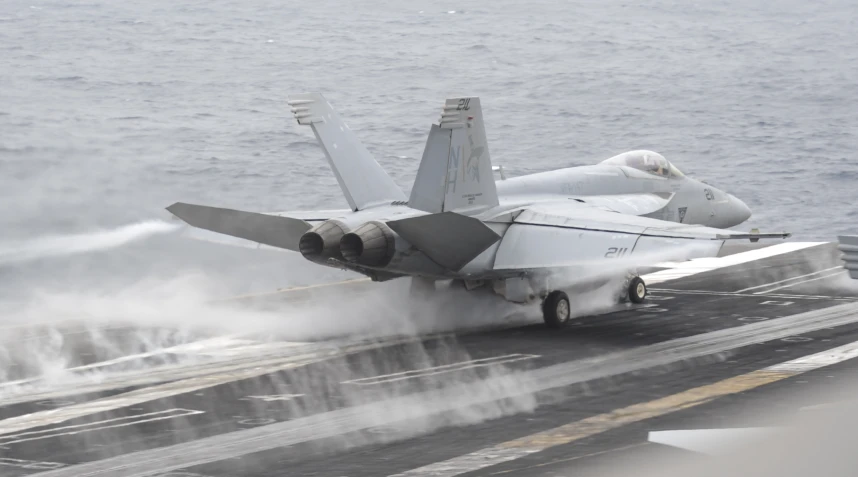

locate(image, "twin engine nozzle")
[[298, 219, 396, 267]]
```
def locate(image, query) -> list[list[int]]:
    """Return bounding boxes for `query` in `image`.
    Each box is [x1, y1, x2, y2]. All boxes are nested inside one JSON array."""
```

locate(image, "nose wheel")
[[628, 276, 647, 303], [542, 290, 571, 328]]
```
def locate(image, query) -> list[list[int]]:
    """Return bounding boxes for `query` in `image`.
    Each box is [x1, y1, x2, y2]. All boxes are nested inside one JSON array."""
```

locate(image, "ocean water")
[[1, 0, 857, 296]]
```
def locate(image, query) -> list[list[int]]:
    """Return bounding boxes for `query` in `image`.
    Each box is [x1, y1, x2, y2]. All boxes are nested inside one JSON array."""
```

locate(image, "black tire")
[[628, 276, 647, 304], [542, 290, 571, 328]]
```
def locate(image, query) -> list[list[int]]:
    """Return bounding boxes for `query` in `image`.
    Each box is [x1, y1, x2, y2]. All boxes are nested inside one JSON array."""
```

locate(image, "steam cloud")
[[2, 221, 853, 465], [0, 220, 182, 265], [0, 220, 539, 457]]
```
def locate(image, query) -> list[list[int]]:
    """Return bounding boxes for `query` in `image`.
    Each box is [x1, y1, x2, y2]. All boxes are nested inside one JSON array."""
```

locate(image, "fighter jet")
[[167, 93, 789, 327]]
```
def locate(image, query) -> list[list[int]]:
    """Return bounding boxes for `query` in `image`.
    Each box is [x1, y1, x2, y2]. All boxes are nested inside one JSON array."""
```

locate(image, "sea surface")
[[1, 0, 857, 297]]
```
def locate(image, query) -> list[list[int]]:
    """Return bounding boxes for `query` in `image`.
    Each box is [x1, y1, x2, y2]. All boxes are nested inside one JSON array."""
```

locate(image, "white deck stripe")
[[756, 270, 846, 294], [28, 302, 858, 477], [641, 242, 825, 285], [0, 358, 319, 436], [767, 340, 858, 373], [735, 266, 842, 293], [0, 409, 203, 446], [0, 336, 308, 389], [0, 337, 442, 435], [650, 288, 856, 301], [343, 354, 540, 386], [387, 338, 858, 477], [1, 409, 189, 439]]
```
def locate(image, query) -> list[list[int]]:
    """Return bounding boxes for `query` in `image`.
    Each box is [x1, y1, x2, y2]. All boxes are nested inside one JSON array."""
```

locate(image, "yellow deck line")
[[390, 339, 858, 477]]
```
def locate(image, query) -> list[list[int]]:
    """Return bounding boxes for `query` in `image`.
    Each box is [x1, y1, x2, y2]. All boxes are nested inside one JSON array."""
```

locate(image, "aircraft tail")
[[408, 97, 500, 214], [287, 93, 406, 211]]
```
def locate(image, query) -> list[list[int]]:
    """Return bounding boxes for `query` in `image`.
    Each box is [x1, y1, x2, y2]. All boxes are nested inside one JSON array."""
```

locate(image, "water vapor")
[[0, 220, 182, 265], [0, 220, 540, 458], [545, 240, 720, 316]]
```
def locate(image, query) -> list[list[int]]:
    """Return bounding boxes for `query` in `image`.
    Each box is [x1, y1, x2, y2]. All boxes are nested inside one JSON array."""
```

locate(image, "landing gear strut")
[[541, 290, 571, 328]]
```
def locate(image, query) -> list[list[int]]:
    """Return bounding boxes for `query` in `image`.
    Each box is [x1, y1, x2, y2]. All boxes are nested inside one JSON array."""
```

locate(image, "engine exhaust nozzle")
[[340, 221, 396, 267], [299, 219, 349, 262]]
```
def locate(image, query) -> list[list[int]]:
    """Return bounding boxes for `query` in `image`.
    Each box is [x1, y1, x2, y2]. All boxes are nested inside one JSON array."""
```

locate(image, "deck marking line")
[[343, 354, 540, 386], [0, 359, 319, 436], [387, 339, 858, 476], [27, 301, 858, 477], [735, 266, 842, 293], [755, 270, 846, 294], [0, 409, 203, 446]]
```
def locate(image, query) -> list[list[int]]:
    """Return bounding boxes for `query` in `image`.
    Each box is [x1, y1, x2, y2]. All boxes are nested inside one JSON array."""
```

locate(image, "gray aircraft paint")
[[168, 93, 787, 300], [409, 124, 452, 214], [287, 93, 406, 211], [409, 97, 499, 214]]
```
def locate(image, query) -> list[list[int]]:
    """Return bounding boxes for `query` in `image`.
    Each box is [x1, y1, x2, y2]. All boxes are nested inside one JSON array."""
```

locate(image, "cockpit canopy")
[[600, 150, 684, 178]]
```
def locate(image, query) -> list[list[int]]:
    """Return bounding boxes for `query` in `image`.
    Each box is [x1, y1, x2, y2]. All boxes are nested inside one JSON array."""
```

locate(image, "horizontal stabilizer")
[[387, 212, 501, 271], [167, 202, 312, 252]]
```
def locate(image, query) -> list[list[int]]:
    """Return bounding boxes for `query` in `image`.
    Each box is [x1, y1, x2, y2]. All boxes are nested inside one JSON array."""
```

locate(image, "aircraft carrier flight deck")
[[2, 241, 858, 477]]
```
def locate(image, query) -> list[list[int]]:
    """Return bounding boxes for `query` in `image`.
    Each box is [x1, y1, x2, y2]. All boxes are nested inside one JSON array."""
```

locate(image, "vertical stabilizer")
[[408, 97, 500, 214], [288, 93, 406, 211]]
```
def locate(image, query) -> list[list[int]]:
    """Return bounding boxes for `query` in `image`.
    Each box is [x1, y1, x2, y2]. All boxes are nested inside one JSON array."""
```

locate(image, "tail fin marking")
[[408, 97, 500, 214]]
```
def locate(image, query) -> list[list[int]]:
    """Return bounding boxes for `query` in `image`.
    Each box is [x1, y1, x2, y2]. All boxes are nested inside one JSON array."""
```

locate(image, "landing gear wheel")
[[628, 276, 647, 304], [542, 290, 571, 329]]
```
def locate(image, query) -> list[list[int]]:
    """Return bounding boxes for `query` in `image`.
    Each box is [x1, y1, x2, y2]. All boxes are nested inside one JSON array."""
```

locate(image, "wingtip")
[[165, 201, 189, 216], [165, 202, 201, 224]]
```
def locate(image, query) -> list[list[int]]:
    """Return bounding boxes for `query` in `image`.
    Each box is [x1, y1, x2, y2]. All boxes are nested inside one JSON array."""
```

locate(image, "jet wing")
[[492, 201, 789, 270]]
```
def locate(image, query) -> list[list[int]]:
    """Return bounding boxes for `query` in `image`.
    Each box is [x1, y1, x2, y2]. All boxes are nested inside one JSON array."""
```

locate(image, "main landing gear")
[[542, 290, 571, 328], [541, 275, 648, 328], [627, 275, 647, 304]]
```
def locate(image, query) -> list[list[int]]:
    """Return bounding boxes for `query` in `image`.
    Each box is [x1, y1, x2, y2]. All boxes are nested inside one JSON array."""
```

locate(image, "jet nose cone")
[[731, 194, 752, 224]]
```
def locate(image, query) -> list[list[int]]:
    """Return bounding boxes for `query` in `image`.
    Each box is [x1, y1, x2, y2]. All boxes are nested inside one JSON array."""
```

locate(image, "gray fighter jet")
[[167, 93, 789, 327]]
